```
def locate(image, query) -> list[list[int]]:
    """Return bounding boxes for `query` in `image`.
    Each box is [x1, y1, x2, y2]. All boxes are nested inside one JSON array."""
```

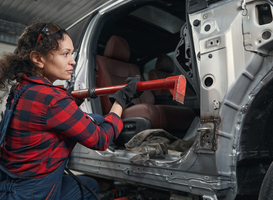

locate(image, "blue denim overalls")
[[0, 83, 99, 200]]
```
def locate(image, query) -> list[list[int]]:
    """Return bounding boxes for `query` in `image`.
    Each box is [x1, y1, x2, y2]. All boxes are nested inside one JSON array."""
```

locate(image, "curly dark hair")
[[0, 22, 67, 100]]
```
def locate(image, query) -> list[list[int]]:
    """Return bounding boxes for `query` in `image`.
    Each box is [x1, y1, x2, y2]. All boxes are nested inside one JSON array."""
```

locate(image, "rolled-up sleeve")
[[46, 96, 123, 151]]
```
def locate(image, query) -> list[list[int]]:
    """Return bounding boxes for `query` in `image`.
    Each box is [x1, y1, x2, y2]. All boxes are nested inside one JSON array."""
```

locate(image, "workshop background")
[[0, 0, 108, 118]]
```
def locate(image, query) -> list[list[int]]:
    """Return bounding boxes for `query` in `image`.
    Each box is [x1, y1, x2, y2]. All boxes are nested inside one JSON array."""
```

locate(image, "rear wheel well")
[[237, 78, 273, 196]]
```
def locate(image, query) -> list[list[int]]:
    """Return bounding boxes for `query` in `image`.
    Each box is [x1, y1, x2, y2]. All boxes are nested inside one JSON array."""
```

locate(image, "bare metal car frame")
[[65, 0, 273, 199]]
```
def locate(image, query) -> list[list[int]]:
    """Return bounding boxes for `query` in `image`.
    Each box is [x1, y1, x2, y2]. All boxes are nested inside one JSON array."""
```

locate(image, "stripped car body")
[[64, 0, 273, 199]]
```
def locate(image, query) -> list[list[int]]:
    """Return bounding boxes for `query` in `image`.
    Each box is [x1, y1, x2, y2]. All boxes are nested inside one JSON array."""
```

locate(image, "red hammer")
[[71, 75, 186, 104]]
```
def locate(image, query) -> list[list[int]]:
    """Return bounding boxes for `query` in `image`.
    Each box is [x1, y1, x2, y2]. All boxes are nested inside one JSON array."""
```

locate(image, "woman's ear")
[[30, 51, 44, 69]]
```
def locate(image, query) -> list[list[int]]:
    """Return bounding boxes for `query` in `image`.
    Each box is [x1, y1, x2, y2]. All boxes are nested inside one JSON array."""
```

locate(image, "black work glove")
[[109, 75, 142, 109]]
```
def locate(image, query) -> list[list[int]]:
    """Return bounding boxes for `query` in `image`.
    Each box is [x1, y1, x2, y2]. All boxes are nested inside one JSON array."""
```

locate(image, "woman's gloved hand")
[[109, 75, 142, 109]]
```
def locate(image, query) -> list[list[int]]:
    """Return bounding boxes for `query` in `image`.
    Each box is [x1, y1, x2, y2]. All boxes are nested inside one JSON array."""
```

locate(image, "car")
[[62, 0, 273, 199]]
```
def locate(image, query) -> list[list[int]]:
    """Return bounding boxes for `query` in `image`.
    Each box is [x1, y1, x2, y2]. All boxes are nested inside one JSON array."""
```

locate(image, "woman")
[[0, 22, 140, 200]]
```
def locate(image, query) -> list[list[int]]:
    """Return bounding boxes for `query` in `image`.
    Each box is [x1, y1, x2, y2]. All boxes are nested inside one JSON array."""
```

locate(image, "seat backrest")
[[148, 53, 174, 95], [96, 36, 154, 115]]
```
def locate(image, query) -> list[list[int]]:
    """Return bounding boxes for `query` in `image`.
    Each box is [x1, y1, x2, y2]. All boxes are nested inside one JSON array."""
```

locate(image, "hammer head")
[[166, 75, 186, 104]]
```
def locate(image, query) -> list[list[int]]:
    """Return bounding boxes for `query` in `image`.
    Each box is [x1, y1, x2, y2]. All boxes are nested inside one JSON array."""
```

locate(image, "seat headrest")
[[155, 53, 174, 73], [104, 36, 130, 62]]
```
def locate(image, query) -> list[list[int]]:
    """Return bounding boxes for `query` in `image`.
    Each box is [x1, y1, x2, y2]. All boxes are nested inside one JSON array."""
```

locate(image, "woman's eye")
[[64, 53, 68, 56]]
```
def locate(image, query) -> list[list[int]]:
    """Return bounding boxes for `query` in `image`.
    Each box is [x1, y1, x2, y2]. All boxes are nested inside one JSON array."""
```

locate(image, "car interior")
[[70, 0, 200, 149]]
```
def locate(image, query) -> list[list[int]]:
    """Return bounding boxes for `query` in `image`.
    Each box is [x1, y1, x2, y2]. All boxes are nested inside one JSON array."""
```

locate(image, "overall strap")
[[0, 83, 37, 179]]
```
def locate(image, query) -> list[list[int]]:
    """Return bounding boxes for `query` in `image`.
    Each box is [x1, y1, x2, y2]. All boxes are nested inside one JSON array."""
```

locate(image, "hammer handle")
[[71, 77, 177, 99]]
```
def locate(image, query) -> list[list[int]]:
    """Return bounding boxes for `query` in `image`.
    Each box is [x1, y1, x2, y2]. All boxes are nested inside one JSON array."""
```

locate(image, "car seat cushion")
[[155, 53, 174, 73], [122, 103, 195, 133]]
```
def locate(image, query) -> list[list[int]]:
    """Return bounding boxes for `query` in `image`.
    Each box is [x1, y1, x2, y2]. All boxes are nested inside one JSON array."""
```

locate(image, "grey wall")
[[0, 42, 16, 121], [0, 42, 16, 56]]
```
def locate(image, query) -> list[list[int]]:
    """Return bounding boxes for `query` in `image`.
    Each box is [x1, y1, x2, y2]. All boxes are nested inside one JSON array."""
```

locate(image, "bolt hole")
[[262, 31, 271, 40], [204, 77, 213, 87], [205, 24, 211, 32]]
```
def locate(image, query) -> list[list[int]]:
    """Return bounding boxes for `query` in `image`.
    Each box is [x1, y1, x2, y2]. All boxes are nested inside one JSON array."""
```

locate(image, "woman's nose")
[[70, 57, 76, 65]]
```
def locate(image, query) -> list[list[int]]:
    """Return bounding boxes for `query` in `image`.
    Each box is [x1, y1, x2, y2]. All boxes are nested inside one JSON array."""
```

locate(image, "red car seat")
[[149, 53, 196, 97], [148, 53, 174, 96], [96, 36, 195, 134]]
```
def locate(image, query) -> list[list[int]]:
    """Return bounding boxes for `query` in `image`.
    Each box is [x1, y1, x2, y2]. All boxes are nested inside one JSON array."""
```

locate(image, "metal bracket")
[[197, 126, 213, 149], [196, 117, 221, 152]]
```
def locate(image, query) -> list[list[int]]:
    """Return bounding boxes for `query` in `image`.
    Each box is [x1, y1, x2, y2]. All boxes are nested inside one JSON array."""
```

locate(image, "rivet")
[[193, 19, 200, 26], [203, 13, 208, 19]]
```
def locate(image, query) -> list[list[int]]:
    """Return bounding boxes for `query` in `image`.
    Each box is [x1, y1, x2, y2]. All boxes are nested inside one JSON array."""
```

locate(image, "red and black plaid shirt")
[[0, 75, 123, 177]]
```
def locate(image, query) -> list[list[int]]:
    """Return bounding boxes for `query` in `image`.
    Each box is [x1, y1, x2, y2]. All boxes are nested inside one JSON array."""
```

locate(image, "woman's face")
[[41, 34, 76, 83]]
